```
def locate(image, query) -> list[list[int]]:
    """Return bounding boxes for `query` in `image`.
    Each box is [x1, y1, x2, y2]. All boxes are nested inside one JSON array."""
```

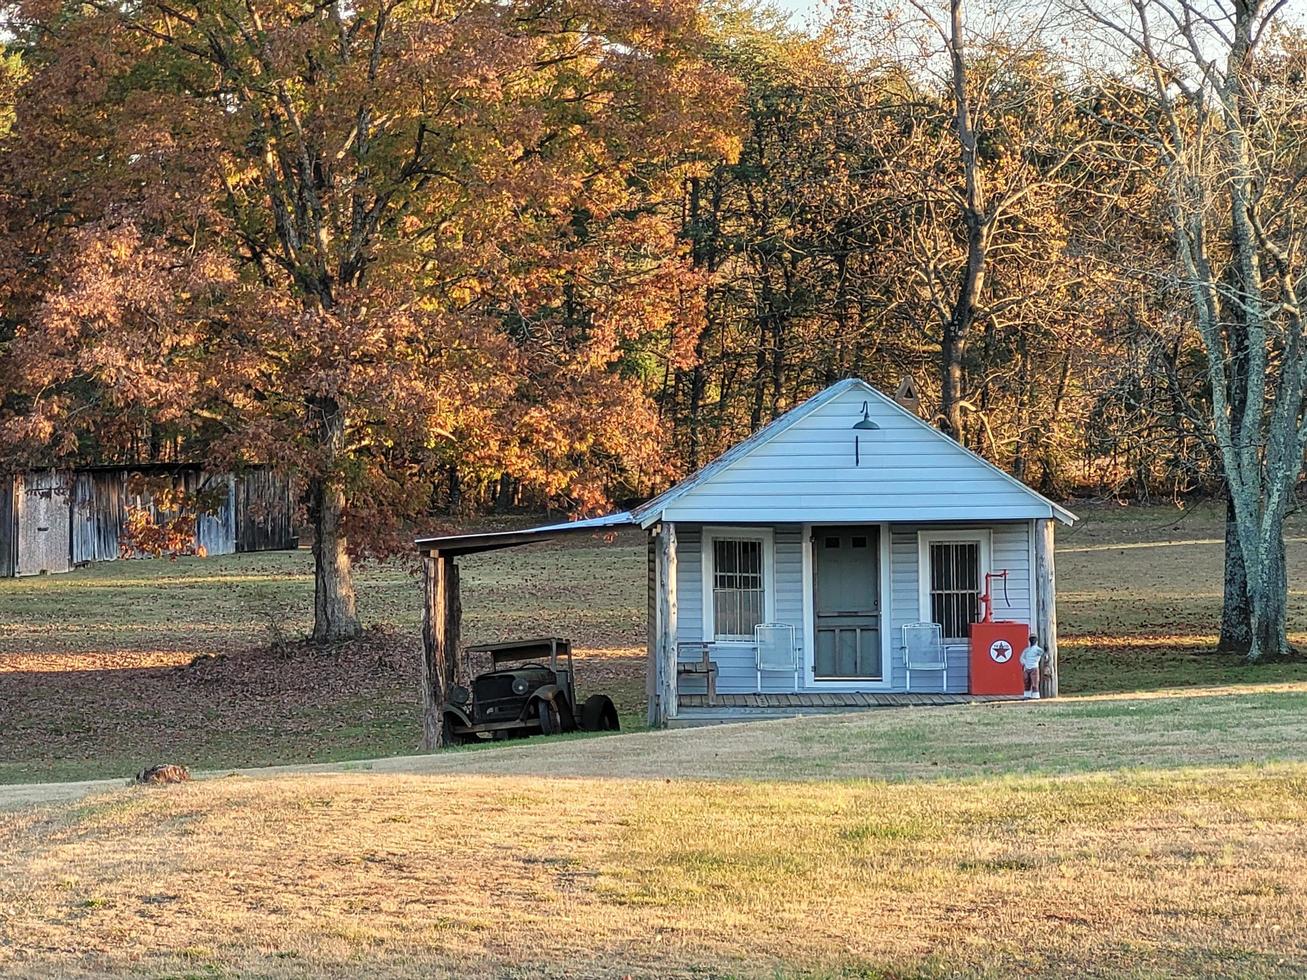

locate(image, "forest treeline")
[[0, 0, 1303, 653]]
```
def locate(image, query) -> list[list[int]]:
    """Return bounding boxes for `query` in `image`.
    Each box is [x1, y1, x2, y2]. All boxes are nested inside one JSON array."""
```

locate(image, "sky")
[[775, 0, 836, 26]]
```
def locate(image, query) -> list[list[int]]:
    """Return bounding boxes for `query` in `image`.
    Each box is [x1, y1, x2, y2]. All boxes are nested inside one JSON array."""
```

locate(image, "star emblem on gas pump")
[[989, 640, 1013, 663]]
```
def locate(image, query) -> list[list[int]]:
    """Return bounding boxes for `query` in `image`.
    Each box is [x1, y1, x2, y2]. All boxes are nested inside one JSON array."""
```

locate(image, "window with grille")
[[711, 537, 765, 639], [928, 540, 981, 641]]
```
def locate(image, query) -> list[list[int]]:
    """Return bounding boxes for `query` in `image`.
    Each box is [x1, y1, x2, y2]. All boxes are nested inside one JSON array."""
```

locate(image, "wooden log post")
[[646, 533, 660, 728], [421, 551, 463, 749], [446, 558, 463, 687], [1034, 518, 1059, 698], [648, 522, 678, 727]]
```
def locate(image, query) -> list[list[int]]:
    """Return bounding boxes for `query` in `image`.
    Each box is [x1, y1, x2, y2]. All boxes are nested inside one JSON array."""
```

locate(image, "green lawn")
[[1, 502, 1305, 783]]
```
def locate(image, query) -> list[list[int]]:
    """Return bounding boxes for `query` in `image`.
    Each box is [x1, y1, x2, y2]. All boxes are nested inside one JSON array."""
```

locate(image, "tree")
[[0, 0, 739, 639], [1078, 0, 1307, 659]]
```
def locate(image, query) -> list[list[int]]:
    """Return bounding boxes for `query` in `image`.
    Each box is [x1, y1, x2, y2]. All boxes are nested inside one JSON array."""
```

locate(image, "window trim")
[[917, 529, 992, 643], [701, 526, 775, 643]]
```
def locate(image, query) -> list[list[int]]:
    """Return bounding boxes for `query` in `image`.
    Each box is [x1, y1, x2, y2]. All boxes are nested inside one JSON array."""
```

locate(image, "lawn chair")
[[903, 622, 946, 691], [755, 623, 798, 693]]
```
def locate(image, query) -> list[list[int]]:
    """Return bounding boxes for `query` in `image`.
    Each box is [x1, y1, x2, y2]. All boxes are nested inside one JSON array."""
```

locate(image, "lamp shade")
[[852, 401, 879, 430]]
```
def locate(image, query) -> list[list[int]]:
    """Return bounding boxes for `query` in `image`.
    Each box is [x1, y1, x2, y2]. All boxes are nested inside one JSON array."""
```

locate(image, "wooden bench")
[[676, 644, 718, 705]]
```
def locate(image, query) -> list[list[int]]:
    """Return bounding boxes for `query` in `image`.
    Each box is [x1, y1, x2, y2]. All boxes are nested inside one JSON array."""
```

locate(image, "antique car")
[[441, 637, 620, 744]]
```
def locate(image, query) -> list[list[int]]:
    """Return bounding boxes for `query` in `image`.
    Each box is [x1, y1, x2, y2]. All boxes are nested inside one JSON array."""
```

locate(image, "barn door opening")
[[812, 526, 881, 680]]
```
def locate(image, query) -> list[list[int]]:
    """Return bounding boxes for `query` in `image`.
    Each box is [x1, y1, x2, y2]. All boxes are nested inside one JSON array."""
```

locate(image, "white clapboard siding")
[[888, 522, 1032, 693], [643, 379, 1072, 526], [675, 524, 808, 695]]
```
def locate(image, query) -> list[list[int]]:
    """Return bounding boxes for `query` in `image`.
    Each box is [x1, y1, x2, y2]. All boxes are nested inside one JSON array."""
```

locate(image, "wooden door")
[[17, 471, 71, 576], [813, 526, 881, 679]]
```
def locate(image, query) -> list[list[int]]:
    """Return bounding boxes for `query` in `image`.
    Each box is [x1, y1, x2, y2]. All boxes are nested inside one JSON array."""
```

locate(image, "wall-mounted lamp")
[[852, 401, 879, 466]]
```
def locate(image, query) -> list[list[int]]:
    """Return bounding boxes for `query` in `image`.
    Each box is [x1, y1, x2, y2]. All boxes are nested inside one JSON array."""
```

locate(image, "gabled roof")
[[631, 379, 860, 525], [633, 378, 1075, 527], [413, 378, 1075, 553]]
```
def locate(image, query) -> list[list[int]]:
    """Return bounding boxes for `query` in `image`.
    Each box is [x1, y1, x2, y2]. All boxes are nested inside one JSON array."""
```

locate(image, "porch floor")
[[671, 691, 1021, 727]]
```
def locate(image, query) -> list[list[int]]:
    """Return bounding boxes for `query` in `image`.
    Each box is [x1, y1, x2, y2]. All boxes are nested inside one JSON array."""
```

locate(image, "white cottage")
[[414, 378, 1074, 734]]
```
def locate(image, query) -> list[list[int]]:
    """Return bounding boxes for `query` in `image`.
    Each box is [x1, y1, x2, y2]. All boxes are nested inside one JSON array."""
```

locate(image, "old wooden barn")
[[415, 378, 1075, 735], [0, 464, 297, 577]]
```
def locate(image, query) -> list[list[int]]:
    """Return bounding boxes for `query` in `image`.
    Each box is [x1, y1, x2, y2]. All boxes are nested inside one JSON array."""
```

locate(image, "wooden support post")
[[446, 557, 463, 687], [649, 522, 678, 727], [421, 551, 463, 749], [1034, 518, 1058, 698], [646, 533, 660, 728]]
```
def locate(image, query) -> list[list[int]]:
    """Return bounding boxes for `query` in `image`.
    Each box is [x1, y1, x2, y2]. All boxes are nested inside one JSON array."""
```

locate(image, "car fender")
[[441, 704, 473, 728], [528, 684, 563, 705]]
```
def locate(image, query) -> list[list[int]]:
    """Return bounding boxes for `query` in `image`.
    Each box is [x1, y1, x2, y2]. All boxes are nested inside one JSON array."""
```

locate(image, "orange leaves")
[[120, 506, 200, 560], [0, 0, 745, 563]]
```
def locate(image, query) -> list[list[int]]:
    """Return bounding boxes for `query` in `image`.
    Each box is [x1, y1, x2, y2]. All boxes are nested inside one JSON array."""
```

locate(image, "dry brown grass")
[[1, 764, 1304, 978]]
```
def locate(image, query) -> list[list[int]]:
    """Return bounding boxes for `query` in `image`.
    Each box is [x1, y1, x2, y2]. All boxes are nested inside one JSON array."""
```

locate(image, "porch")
[[672, 690, 1022, 727]]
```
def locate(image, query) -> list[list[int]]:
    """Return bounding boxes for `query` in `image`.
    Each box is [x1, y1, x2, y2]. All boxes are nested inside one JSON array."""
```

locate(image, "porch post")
[[421, 551, 462, 748], [1034, 518, 1059, 698], [446, 557, 463, 687], [646, 533, 660, 728], [650, 522, 678, 727]]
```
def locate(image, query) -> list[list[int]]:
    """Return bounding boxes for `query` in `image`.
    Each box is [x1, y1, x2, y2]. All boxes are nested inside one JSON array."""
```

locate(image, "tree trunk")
[[309, 474, 361, 642], [941, 330, 966, 439], [447, 464, 462, 515], [1247, 532, 1291, 661], [307, 396, 360, 643], [1217, 497, 1252, 654], [939, 0, 983, 445]]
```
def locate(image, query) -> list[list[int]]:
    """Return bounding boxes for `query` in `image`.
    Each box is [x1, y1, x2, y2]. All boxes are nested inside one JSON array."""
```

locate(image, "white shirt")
[[1019, 643, 1044, 669]]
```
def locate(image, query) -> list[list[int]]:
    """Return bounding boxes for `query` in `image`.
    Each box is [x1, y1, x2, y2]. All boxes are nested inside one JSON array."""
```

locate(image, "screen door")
[[812, 527, 881, 679]]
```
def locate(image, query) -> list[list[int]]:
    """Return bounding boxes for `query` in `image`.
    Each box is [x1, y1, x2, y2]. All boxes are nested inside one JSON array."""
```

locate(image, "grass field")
[[1, 716, 1305, 977], [2, 503, 1307, 976], [2, 502, 1306, 785]]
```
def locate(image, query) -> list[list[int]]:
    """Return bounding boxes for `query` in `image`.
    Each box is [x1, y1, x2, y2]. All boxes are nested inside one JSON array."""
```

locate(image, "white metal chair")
[[755, 623, 798, 692], [903, 622, 946, 691]]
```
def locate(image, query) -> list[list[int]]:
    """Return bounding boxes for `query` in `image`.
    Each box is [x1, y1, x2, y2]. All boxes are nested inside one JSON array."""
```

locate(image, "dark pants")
[[1023, 667, 1040, 693]]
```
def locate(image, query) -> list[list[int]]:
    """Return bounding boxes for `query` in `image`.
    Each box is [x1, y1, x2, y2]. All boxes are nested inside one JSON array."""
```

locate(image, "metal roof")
[[413, 511, 635, 555]]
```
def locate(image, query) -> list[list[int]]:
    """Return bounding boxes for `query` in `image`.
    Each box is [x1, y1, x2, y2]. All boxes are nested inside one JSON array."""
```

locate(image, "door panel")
[[17, 472, 71, 576], [813, 527, 881, 679]]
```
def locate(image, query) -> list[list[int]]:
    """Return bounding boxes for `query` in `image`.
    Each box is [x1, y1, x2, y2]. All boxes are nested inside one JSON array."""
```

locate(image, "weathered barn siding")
[[71, 468, 239, 562], [15, 470, 73, 576], [4, 465, 292, 576], [72, 470, 126, 563], [0, 476, 15, 578], [235, 469, 296, 552], [194, 474, 237, 557]]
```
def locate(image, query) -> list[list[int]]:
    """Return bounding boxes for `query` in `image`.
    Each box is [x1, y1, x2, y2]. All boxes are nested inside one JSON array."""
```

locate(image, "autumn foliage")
[[0, 0, 741, 637]]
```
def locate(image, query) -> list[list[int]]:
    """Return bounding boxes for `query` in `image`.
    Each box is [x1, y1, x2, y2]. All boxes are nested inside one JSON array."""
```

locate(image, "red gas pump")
[[969, 570, 1027, 695]]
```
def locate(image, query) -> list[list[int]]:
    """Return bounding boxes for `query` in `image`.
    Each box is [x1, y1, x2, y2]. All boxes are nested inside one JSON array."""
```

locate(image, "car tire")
[[580, 694, 620, 732], [537, 698, 560, 735]]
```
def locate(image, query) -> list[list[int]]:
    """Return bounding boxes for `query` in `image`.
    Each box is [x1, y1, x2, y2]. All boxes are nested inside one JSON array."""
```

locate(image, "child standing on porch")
[[1020, 635, 1044, 700]]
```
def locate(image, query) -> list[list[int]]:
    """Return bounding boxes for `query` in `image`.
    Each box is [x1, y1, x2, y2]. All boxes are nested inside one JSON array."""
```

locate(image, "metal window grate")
[[713, 538, 764, 638], [929, 541, 980, 641]]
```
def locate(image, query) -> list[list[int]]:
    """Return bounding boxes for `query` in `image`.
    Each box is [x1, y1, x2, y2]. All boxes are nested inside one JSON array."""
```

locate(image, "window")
[[703, 529, 773, 641], [918, 531, 990, 642]]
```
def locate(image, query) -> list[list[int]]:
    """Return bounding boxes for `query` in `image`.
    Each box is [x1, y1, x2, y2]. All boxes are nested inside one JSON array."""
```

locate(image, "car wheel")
[[580, 694, 620, 732], [537, 698, 560, 735]]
